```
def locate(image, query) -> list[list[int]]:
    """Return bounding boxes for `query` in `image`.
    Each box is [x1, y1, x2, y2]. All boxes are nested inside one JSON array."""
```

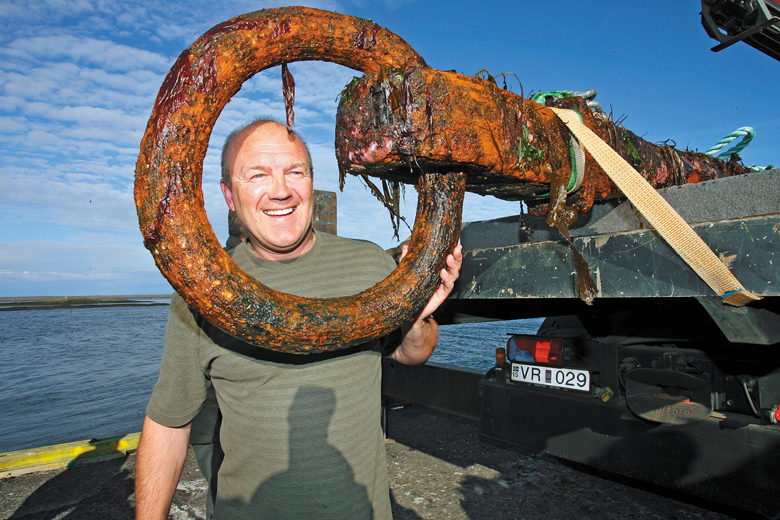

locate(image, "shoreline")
[[0, 295, 171, 311], [0, 294, 171, 301]]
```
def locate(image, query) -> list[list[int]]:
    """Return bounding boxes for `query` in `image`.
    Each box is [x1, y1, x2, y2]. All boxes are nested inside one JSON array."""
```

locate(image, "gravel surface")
[[385, 406, 759, 520], [0, 405, 762, 519]]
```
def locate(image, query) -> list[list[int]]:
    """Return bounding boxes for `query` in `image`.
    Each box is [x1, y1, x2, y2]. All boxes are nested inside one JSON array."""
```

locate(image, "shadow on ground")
[[1, 455, 134, 520], [384, 405, 753, 520]]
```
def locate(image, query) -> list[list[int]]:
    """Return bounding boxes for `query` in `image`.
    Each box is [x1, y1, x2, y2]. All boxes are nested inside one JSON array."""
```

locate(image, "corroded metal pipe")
[[134, 7, 465, 352], [336, 67, 754, 216]]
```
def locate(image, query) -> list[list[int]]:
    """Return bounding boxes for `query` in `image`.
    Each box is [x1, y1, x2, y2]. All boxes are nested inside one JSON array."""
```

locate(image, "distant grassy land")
[[0, 295, 171, 311]]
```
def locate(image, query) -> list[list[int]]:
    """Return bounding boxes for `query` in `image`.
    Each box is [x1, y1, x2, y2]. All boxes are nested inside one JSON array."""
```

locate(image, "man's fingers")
[[399, 244, 409, 262]]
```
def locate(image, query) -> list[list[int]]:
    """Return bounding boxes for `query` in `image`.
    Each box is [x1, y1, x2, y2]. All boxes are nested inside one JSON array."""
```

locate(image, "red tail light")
[[495, 347, 507, 367], [507, 335, 565, 367]]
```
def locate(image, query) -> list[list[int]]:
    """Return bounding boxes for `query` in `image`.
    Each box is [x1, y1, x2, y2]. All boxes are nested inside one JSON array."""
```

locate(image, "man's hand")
[[413, 243, 462, 321], [391, 244, 463, 365]]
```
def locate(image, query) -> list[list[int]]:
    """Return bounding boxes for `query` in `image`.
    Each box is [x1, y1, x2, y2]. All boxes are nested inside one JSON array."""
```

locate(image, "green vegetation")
[[517, 126, 544, 164], [0, 296, 170, 312]]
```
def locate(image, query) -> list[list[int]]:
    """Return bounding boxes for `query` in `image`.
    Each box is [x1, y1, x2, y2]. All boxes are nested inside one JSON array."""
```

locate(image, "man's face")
[[221, 122, 314, 261]]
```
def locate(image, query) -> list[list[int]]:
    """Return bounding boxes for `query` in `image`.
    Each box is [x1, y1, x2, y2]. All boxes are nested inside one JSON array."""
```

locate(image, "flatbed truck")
[[383, 167, 780, 518]]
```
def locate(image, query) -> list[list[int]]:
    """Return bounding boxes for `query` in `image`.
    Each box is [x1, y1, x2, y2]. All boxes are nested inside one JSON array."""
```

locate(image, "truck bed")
[[385, 168, 780, 518]]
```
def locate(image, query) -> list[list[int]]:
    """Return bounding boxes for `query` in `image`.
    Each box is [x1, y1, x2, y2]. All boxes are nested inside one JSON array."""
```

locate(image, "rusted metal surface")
[[134, 7, 465, 352], [335, 67, 757, 305], [335, 66, 755, 217], [135, 7, 758, 349]]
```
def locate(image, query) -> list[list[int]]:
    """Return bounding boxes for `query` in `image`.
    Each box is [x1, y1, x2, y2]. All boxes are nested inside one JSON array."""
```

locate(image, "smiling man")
[[220, 121, 316, 261], [135, 118, 462, 520]]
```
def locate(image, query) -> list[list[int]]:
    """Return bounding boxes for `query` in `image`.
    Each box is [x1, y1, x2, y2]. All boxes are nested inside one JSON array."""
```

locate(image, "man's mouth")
[[264, 208, 295, 216]]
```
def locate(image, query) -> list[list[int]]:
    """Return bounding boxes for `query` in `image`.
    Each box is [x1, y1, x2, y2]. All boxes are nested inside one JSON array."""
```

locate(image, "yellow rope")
[[550, 108, 761, 307]]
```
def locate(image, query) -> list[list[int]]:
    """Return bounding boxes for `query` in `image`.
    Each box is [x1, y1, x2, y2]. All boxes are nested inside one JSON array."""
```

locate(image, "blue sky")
[[1, 1, 778, 297]]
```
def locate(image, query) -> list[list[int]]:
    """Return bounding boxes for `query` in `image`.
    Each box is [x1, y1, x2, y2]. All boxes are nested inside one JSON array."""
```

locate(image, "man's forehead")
[[237, 123, 301, 148], [230, 124, 308, 163], [243, 139, 305, 153]]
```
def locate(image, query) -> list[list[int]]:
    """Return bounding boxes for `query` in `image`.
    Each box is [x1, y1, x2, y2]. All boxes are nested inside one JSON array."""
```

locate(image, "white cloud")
[[3, 35, 170, 72], [0, 117, 27, 134], [0, 0, 95, 24], [0, 166, 139, 238], [0, 240, 170, 297], [20, 1, 775, 298]]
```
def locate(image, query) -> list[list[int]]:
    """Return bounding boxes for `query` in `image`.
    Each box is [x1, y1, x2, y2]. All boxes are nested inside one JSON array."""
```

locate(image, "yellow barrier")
[[0, 432, 141, 478]]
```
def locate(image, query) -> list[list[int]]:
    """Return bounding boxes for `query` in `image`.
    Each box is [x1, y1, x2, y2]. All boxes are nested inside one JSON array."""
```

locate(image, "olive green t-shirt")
[[147, 232, 397, 520]]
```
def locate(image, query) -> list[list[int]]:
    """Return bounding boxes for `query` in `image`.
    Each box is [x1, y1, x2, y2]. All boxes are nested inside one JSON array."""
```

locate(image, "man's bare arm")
[[391, 244, 462, 365], [135, 415, 191, 520]]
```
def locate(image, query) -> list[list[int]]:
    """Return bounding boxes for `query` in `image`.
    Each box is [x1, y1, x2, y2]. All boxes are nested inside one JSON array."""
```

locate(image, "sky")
[[1, 0, 778, 297]]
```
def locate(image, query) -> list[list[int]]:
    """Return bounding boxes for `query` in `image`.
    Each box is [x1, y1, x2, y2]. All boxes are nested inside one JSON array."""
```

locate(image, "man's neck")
[[246, 229, 316, 261]]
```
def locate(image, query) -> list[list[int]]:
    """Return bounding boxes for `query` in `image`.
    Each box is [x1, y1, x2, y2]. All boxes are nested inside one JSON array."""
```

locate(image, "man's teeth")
[[264, 208, 294, 216]]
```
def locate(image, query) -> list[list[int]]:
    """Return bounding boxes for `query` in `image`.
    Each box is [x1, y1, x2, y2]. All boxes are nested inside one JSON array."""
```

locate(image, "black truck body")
[[383, 168, 780, 517]]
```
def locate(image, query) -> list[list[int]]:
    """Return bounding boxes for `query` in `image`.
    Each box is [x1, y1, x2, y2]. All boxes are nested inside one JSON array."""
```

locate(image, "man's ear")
[[220, 180, 236, 211]]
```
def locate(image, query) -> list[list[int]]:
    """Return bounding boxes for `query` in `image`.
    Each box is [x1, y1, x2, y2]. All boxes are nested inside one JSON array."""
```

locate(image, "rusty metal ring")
[[134, 7, 465, 353]]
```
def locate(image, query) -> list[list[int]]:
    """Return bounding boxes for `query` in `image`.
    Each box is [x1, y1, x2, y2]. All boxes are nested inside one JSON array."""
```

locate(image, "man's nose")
[[267, 173, 293, 199]]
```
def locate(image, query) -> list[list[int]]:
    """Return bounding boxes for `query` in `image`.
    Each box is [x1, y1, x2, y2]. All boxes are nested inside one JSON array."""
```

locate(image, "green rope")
[[566, 111, 585, 192], [527, 91, 584, 198], [748, 163, 776, 171], [705, 127, 755, 159], [530, 90, 572, 105], [704, 127, 775, 171]]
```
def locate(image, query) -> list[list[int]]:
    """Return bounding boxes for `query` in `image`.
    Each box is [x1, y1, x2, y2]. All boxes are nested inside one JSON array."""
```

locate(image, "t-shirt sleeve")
[[379, 247, 398, 274], [146, 294, 210, 428]]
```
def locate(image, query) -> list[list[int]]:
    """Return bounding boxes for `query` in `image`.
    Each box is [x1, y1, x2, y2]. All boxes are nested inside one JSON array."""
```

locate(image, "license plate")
[[511, 363, 590, 392]]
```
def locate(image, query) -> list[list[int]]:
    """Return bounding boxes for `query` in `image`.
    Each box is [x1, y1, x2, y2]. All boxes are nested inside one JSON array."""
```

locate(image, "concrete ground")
[[0, 406, 759, 520]]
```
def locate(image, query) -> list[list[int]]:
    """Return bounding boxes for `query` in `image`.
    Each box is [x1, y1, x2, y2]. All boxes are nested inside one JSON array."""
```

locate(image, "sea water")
[[0, 301, 542, 453]]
